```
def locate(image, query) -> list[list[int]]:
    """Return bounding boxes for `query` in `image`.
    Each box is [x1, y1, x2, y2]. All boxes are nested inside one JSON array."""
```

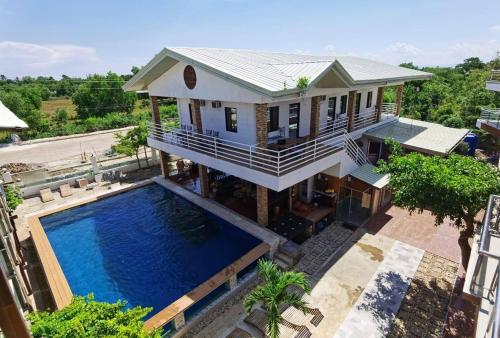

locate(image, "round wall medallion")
[[183, 65, 197, 89]]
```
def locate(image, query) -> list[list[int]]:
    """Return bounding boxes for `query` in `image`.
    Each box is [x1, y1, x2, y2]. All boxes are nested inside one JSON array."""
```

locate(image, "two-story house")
[[125, 48, 459, 231]]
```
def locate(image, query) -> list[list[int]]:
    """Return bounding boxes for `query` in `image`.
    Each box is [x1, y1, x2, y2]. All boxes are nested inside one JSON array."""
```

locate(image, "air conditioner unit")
[[199, 100, 206, 107], [212, 101, 222, 108]]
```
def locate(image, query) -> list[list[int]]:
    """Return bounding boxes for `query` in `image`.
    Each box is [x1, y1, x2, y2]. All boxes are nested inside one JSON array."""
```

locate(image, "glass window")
[[340, 95, 347, 114], [366, 91, 373, 108], [267, 106, 279, 132], [225, 107, 237, 132], [327, 97, 337, 121], [188, 103, 193, 124], [289, 103, 300, 138]]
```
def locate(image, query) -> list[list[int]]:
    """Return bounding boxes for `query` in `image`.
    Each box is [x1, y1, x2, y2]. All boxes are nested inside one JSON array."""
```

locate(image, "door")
[[289, 103, 300, 138], [355, 93, 361, 117]]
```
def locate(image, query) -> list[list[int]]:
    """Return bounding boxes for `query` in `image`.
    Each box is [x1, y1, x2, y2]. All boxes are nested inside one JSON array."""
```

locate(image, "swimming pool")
[[39, 184, 262, 320]]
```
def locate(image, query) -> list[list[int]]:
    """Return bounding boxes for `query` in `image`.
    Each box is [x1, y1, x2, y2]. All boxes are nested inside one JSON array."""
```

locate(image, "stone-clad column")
[[395, 84, 404, 116], [191, 98, 209, 198], [347, 90, 357, 132], [255, 103, 269, 226], [310, 96, 321, 138], [375, 87, 385, 122], [151, 96, 170, 177]]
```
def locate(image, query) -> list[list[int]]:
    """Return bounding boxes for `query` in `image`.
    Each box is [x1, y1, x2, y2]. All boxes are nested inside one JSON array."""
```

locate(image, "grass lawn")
[[41, 98, 150, 119]]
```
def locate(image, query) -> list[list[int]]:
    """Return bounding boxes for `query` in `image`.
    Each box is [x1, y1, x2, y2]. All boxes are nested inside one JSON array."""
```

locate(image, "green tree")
[[54, 108, 69, 124], [72, 72, 137, 118], [244, 259, 311, 338], [4, 185, 23, 210], [455, 57, 486, 74], [28, 294, 159, 337], [377, 141, 500, 270], [112, 123, 150, 168]]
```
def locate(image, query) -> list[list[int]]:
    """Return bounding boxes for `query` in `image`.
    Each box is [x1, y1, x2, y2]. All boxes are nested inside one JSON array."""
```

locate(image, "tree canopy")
[[377, 140, 500, 269], [28, 294, 159, 338]]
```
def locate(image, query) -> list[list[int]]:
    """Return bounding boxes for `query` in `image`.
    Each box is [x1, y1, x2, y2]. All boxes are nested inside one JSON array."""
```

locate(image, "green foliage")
[[455, 57, 486, 74], [376, 143, 500, 268], [296, 76, 310, 91], [54, 108, 69, 124], [244, 259, 311, 338], [4, 185, 23, 210], [28, 294, 159, 338], [72, 72, 137, 119], [159, 104, 177, 119], [112, 123, 150, 168]]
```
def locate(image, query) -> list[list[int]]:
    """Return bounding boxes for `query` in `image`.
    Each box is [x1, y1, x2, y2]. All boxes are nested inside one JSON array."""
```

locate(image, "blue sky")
[[1, 0, 499, 78]]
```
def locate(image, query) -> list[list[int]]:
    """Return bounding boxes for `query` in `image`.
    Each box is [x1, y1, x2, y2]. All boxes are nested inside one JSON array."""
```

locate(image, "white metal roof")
[[364, 117, 469, 156], [350, 163, 390, 189], [0, 100, 28, 130], [124, 47, 432, 95]]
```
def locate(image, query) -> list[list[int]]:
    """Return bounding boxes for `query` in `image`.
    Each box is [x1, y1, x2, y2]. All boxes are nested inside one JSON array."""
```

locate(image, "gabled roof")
[[364, 117, 469, 156], [0, 100, 28, 130], [123, 47, 432, 96]]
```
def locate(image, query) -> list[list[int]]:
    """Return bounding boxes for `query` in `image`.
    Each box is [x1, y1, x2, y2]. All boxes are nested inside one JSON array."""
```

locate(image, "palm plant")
[[244, 259, 311, 338]]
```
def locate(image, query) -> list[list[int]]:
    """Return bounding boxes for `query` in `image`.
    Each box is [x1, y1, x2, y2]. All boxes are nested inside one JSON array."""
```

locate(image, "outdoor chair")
[[226, 327, 255, 338], [59, 183, 72, 198], [244, 308, 311, 338], [39, 188, 55, 202]]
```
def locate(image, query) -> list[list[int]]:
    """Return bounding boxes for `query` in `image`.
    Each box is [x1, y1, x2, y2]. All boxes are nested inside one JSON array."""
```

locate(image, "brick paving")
[[388, 252, 458, 338]]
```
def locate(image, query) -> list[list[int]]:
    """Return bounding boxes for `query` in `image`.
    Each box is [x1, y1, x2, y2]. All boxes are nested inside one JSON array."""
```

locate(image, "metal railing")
[[149, 123, 348, 177], [352, 109, 377, 131], [381, 103, 397, 115], [319, 116, 348, 136], [480, 108, 500, 129], [470, 194, 500, 338], [344, 132, 369, 166], [490, 70, 500, 82]]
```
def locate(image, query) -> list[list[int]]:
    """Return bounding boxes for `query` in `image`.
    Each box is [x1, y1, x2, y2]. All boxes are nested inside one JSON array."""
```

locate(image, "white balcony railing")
[[490, 70, 500, 82], [352, 109, 377, 131], [381, 103, 397, 115], [480, 108, 500, 129], [318, 116, 348, 136], [149, 123, 348, 177]]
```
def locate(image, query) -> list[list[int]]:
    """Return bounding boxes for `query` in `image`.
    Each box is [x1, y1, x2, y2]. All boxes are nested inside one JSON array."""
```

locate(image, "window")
[[289, 103, 300, 138], [188, 103, 193, 124], [267, 106, 279, 132], [327, 97, 337, 121], [366, 91, 373, 108], [355, 93, 361, 116], [368, 141, 381, 156], [212, 101, 222, 108], [340, 95, 347, 114], [225, 107, 237, 132]]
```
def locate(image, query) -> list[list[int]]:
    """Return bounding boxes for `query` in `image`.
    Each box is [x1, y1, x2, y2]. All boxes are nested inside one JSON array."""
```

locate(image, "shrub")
[[159, 104, 177, 119], [54, 108, 69, 124], [4, 185, 23, 210], [296, 76, 310, 91], [28, 294, 159, 338]]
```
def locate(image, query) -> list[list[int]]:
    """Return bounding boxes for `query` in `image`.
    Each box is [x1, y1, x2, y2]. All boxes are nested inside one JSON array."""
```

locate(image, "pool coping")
[[27, 177, 272, 332]]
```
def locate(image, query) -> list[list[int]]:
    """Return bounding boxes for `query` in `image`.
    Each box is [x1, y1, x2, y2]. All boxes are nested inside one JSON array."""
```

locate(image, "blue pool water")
[[40, 184, 261, 318]]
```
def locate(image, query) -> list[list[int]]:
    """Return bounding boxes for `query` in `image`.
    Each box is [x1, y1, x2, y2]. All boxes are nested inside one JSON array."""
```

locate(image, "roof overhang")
[[0, 101, 28, 130]]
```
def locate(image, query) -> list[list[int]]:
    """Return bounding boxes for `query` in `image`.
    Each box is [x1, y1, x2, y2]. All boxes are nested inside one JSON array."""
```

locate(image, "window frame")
[[366, 91, 373, 108], [340, 95, 348, 115], [267, 106, 279, 132], [327, 97, 337, 121], [225, 107, 238, 133]]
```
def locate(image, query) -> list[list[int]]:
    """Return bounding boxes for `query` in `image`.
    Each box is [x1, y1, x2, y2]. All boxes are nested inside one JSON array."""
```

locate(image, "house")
[[124, 47, 466, 231], [0, 100, 28, 131], [476, 68, 500, 137]]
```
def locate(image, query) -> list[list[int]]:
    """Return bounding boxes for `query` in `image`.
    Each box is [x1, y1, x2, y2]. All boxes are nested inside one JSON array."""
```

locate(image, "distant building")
[[0, 100, 28, 131]]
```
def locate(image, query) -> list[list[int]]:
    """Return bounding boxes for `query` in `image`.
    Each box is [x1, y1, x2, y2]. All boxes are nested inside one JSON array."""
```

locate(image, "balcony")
[[477, 108, 500, 136], [148, 121, 356, 191], [487, 70, 500, 92], [464, 195, 500, 338]]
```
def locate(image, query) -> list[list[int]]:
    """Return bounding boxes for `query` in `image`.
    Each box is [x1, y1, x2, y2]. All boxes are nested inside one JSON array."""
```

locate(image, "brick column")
[[310, 96, 321, 138], [256, 185, 268, 226], [151, 96, 170, 177], [255, 103, 268, 147], [395, 84, 404, 116], [0, 268, 30, 338], [190, 98, 210, 198], [375, 87, 384, 122], [255, 103, 269, 226], [347, 90, 357, 132]]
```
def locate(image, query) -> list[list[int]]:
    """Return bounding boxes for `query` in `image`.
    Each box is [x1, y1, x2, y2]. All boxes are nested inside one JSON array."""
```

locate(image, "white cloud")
[[0, 41, 101, 77], [324, 44, 336, 54], [491, 25, 500, 32], [363, 40, 500, 66]]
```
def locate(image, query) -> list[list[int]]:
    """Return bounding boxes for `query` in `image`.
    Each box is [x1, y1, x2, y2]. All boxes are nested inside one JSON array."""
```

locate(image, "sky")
[[1, 0, 500, 78]]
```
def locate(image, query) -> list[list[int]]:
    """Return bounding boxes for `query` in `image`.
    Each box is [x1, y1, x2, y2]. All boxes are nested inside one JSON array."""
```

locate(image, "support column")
[[310, 96, 321, 138], [256, 185, 268, 226], [225, 274, 237, 290], [173, 312, 186, 331], [347, 90, 357, 132], [255, 103, 268, 147], [191, 98, 210, 198], [0, 268, 30, 338], [395, 84, 404, 116], [151, 96, 170, 177], [375, 87, 385, 122]]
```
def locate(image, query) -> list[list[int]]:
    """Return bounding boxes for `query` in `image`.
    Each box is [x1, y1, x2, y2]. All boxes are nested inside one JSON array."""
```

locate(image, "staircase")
[[273, 241, 304, 270], [343, 132, 368, 166]]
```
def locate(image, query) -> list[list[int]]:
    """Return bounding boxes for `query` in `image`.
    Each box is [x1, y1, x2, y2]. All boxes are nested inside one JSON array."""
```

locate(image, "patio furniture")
[[244, 309, 310, 338], [269, 212, 313, 242], [59, 183, 72, 198], [76, 178, 88, 189], [226, 327, 255, 338], [39, 188, 55, 202]]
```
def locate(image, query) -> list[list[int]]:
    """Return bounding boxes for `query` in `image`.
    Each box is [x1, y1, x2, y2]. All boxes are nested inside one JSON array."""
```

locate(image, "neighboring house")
[[476, 68, 500, 137], [124, 47, 466, 228], [0, 100, 28, 131]]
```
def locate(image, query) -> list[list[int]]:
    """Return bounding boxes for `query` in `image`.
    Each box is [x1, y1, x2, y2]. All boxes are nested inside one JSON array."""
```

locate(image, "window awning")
[[350, 163, 389, 189]]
